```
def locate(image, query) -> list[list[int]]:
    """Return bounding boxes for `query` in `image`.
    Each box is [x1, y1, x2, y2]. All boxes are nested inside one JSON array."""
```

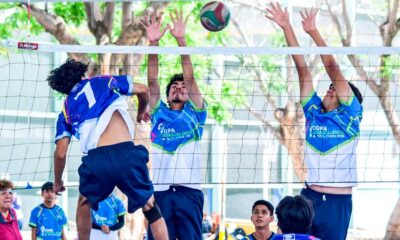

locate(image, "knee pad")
[[143, 202, 162, 224]]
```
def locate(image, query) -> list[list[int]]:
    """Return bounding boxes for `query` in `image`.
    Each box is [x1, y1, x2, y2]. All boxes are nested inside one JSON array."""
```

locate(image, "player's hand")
[[54, 180, 65, 195], [300, 8, 319, 33], [140, 13, 168, 44], [265, 2, 290, 29], [101, 225, 110, 234], [136, 105, 150, 123], [137, 111, 150, 123], [168, 9, 189, 40]]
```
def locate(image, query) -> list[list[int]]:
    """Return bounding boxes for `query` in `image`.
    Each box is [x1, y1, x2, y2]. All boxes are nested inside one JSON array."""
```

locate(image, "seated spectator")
[[272, 195, 320, 240], [91, 193, 126, 240], [245, 199, 275, 240]]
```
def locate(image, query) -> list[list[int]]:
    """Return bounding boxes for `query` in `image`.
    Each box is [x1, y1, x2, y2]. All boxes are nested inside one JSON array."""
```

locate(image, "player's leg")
[[147, 189, 176, 240], [76, 194, 92, 240], [77, 148, 115, 240], [114, 143, 169, 239], [301, 187, 352, 240], [174, 186, 204, 240], [143, 195, 169, 240]]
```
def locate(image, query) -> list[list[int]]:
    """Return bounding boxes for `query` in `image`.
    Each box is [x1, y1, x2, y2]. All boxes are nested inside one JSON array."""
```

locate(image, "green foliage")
[[0, 47, 7, 57], [0, 4, 44, 40], [381, 55, 400, 80], [0, 1, 288, 124], [54, 2, 86, 27], [137, 2, 242, 123]]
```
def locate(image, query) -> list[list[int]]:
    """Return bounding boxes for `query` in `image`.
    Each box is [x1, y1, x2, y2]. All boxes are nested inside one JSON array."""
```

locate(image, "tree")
[[1, 0, 399, 238]]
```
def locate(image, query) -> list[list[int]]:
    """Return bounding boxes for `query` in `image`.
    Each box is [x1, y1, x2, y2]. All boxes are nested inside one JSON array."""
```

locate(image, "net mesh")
[[1, 42, 400, 189]]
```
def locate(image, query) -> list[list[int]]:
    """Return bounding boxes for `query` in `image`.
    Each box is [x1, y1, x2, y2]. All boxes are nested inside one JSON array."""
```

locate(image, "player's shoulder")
[[30, 205, 44, 216]]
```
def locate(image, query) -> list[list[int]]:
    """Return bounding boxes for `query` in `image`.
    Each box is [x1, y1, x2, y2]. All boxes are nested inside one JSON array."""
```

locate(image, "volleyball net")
[[1, 41, 400, 189]]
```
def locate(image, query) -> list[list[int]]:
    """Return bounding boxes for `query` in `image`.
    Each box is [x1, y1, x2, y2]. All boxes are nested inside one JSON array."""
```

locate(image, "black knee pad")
[[143, 202, 162, 224]]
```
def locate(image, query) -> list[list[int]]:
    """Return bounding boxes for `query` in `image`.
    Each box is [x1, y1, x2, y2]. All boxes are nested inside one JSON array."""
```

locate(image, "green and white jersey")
[[302, 92, 363, 187]]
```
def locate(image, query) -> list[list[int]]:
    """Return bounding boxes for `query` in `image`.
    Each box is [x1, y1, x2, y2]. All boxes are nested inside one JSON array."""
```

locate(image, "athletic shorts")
[[147, 186, 204, 240], [78, 141, 153, 213], [301, 186, 352, 240]]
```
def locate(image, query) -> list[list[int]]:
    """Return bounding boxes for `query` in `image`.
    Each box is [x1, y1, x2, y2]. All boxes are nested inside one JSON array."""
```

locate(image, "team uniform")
[[29, 204, 67, 240], [148, 100, 207, 240], [246, 232, 275, 240], [55, 75, 153, 212], [272, 233, 320, 240], [90, 194, 126, 240], [300, 91, 363, 240], [0, 208, 23, 240]]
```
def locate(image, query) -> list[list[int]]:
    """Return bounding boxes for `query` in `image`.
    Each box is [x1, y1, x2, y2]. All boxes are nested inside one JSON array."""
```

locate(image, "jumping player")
[[48, 59, 168, 240], [266, 3, 363, 239], [141, 10, 207, 240]]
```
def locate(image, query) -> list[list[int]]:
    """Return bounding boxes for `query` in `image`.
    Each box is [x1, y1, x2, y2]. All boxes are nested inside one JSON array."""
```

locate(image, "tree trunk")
[[275, 102, 306, 182], [385, 198, 400, 239]]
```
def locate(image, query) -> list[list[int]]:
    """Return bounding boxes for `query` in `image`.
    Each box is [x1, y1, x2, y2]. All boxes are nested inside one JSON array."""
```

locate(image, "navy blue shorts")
[[78, 142, 153, 213], [301, 186, 352, 240], [147, 186, 204, 240]]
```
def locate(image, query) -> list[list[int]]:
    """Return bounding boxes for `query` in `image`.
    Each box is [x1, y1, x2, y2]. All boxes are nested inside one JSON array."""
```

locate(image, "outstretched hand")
[[168, 9, 189, 40], [140, 13, 167, 43], [54, 180, 65, 195], [137, 104, 150, 123], [265, 2, 290, 29], [300, 8, 319, 33]]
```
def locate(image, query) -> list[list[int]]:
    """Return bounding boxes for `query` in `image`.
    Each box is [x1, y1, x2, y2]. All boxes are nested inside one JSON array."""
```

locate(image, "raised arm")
[[265, 2, 314, 100], [168, 10, 204, 108], [141, 13, 167, 110], [301, 8, 352, 103], [133, 82, 150, 123], [54, 137, 70, 195]]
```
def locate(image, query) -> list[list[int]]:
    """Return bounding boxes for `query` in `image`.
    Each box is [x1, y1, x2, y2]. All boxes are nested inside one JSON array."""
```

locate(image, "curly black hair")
[[166, 73, 184, 97], [47, 58, 88, 95]]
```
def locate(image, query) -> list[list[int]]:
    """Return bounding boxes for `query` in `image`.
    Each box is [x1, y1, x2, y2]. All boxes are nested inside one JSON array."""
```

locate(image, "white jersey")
[[302, 92, 363, 187]]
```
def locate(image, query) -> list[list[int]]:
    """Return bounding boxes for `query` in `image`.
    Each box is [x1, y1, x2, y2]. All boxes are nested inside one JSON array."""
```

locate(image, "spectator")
[[245, 200, 275, 240], [29, 182, 68, 240], [272, 195, 319, 240], [0, 179, 23, 240], [90, 194, 126, 240]]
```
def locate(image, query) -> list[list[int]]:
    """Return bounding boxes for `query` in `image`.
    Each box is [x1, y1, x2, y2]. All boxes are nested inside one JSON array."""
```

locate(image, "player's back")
[[56, 75, 135, 153], [65, 76, 122, 125]]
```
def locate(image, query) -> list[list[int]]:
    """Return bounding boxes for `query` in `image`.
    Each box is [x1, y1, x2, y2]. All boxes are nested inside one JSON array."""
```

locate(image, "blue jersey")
[[301, 92, 363, 186], [150, 100, 207, 191], [91, 194, 126, 227], [272, 233, 320, 240], [246, 232, 275, 239], [29, 204, 68, 240], [150, 100, 207, 153], [55, 75, 134, 153]]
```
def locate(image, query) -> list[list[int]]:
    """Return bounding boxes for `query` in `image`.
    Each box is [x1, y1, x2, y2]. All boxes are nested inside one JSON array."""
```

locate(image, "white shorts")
[[90, 229, 118, 240]]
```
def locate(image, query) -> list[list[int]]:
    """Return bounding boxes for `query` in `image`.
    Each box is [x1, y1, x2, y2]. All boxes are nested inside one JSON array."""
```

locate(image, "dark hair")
[[47, 58, 88, 95], [348, 82, 363, 104], [0, 179, 13, 191], [166, 73, 184, 97], [275, 195, 314, 234], [252, 199, 274, 216], [41, 181, 54, 192], [330, 82, 363, 104]]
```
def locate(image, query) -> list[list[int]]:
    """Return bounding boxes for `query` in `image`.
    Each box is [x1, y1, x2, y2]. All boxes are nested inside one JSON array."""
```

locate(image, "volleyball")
[[200, 1, 230, 32]]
